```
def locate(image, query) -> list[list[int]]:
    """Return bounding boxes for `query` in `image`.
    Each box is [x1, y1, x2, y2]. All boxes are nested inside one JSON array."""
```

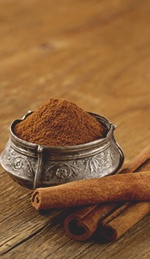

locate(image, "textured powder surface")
[[14, 98, 107, 146]]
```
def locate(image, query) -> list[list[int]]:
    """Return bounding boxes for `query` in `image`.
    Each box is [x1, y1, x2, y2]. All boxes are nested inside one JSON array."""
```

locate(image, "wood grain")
[[0, 0, 150, 258]]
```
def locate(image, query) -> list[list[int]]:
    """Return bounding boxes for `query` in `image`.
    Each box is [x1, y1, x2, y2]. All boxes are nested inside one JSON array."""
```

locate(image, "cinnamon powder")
[[14, 98, 107, 146]]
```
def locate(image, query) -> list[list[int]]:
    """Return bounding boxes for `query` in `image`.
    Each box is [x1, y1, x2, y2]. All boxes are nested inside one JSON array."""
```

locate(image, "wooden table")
[[0, 1, 150, 258]]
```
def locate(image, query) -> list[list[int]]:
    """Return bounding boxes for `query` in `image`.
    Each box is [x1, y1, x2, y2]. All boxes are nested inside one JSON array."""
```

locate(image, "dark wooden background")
[[0, 0, 150, 258]]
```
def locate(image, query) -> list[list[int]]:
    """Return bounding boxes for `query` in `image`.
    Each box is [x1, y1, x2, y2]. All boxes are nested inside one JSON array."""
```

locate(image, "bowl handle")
[[33, 146, 44, 189]]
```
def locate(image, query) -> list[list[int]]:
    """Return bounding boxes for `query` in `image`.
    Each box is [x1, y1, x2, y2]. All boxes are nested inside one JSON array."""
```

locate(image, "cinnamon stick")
[[121, 145, 150, 173], [32, 171, 150, 210], [101, 202, 150, 242], [64, 203, 117, 241], [64, 145, 150, 241], [100, 151, 150, 242]]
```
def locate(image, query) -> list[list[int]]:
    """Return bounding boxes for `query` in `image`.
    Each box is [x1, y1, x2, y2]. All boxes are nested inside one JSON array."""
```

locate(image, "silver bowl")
[[0, 112, 124, 189]]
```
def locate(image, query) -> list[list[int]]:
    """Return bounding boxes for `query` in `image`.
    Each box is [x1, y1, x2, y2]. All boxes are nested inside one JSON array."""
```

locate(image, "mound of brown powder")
[[14, 98, 107, 146]]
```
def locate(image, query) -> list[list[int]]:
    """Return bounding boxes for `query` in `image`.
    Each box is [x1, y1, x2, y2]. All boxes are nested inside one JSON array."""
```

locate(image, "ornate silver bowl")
[[0, 112, 124, 189]]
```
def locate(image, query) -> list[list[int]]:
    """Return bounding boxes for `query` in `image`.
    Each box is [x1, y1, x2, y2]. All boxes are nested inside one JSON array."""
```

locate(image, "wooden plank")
[[0, 172, 72, 255]]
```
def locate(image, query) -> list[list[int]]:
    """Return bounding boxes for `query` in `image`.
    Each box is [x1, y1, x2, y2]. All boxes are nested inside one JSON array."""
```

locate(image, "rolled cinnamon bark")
[[121, 145, 150, 173], [64, 203, 117, 241], [101, 202, 150, 242], [99, 152, 150, 242], [32, 171, 150, 210], [64, 145, 150, 241]]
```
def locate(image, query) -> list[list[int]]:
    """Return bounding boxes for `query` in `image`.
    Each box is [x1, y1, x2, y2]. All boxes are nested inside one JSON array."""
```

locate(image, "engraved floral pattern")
[[5, 145, 33, 179], [43, 148, 114, 183], [55, 166, 71, 179], [44, 162, 79, 183]]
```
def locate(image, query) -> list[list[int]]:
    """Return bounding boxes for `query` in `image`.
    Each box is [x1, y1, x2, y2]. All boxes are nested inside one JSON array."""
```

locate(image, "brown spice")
[[14, 98, 107, 146]]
